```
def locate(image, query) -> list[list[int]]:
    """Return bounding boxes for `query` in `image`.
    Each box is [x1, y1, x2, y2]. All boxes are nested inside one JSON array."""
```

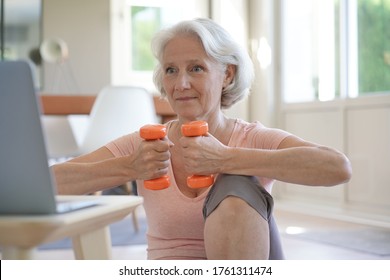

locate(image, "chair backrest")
[[80, 86, 157, 153], [41, 115, 80, 159]]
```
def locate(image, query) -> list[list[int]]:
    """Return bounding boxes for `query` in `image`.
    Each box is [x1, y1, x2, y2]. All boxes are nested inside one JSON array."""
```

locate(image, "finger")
[[156, 160, 170, 170], [163, 136, 175, 147], [154, 152, 169, 163], [153, 140, 171, 152]]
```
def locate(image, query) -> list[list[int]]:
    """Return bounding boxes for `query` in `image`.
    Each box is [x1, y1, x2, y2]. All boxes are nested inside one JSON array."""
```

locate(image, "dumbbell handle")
[[139, 124, 170, 190], [181, 121, 214, 188]]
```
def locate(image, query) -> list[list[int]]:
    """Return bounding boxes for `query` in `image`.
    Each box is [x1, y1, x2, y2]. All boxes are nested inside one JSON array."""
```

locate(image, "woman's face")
[[161, 34, 232, 122]]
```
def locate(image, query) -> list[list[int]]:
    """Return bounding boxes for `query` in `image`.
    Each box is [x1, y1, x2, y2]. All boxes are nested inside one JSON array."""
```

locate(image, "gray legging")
[[203, 174, 285, 260]]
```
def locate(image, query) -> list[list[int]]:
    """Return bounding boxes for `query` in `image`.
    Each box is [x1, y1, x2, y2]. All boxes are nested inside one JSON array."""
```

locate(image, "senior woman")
[[53, 18, 351, 260]]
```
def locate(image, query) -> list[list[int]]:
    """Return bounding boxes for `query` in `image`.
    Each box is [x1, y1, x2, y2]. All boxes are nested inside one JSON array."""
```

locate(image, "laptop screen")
[[0, 60, 58, 214]]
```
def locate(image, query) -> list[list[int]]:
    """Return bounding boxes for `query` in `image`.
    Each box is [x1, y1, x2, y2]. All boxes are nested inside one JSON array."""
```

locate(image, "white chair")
[[41, 115, 80, 164], [78, 85, 158, 154]]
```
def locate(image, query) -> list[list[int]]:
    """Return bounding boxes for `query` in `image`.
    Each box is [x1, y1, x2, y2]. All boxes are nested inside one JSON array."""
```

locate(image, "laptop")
[[0, 60, 98, 215]]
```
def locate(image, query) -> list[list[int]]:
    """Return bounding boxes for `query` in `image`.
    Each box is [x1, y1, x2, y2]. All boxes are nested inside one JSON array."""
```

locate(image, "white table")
[[0, 195, 143, 260]]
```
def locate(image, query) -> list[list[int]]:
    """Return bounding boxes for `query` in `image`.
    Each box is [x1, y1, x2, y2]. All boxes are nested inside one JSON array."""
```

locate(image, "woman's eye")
[[192, 65, 204, 72], [165, 67, 176, 74]]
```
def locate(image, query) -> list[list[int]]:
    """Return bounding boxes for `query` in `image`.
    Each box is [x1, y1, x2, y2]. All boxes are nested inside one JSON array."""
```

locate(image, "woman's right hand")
[[128, 137, 172, 180]]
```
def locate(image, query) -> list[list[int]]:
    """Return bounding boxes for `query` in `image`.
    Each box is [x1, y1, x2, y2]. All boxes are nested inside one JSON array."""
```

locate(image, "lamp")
[[40, 38, 69, 64], [40, 38, 77, 93]]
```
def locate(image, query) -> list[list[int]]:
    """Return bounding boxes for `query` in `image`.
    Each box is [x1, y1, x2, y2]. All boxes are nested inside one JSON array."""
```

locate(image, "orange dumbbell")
[[181, 120, 214, 188], [139, 124, 170, 190]]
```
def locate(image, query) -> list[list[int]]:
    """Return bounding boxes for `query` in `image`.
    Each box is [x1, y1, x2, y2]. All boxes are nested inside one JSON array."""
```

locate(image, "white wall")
[[247, 0, 275, 126], [211, 0, 274, 124], [211, 0, 250, 121], [273, 95, 390, 227], [42, 0, 111, 94]]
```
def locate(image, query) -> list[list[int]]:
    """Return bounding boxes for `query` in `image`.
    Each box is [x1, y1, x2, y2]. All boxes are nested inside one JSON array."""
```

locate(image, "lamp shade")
[[40, 38, 69, 63]]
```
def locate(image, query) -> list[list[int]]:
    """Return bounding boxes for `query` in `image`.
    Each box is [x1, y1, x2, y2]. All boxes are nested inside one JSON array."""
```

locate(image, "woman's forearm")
[[52, 140, 171, 195], [52, 157, 134, 195], [224, 145, 352, 186]]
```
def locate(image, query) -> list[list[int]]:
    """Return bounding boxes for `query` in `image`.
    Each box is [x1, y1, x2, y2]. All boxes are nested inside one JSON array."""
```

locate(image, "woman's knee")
[[210, 196, 257, 222], [204, 174, 270, 219], [214, 174, 259, 189]]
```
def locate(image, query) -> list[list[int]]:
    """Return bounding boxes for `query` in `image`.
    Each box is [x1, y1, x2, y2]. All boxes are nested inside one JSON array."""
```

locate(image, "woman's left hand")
[[179, 133, 229, 175]]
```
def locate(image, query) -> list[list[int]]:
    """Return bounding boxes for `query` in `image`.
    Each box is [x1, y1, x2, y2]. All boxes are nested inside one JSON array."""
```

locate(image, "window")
[[357, 0, 390, 94], [111, 0, 208, 91], [1, 0, 42, 88], [130, 6, 161, 71], [281, 0, 390, 103]]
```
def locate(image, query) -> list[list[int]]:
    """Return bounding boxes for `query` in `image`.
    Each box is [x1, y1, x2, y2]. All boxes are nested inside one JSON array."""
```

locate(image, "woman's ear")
[[223, 64, 236, 88]]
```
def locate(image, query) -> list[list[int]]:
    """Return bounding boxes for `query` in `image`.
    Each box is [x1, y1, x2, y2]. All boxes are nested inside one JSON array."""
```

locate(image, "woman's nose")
[[174, 72, 191, 91]]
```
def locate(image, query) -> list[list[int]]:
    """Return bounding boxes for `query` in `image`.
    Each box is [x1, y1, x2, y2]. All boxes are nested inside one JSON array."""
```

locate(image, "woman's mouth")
[[176, 96, 197, 101]]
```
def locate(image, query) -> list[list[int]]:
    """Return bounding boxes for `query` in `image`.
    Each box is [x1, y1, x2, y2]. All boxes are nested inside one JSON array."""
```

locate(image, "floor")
[[275, 208, 390, 260], [3, 205, 390, 260]]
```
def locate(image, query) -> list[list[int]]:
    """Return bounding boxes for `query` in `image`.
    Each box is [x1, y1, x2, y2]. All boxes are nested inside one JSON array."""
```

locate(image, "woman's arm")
[[181, 134, 352, 187], [52, 138, 171, 195], [52, 147, 133, 195], [225, 135, 352, 186]]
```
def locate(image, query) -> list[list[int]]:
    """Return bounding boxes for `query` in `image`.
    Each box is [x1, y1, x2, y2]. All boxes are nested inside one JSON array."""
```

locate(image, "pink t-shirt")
[[106, 119, 290, 259]]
